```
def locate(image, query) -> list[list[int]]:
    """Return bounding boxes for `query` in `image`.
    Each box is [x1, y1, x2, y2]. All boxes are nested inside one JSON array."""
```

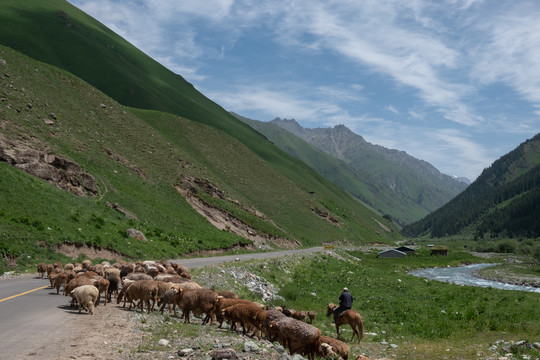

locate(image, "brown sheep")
[[64, 270, 76, 284], [90, 264, 105, 277], [213, 298, 261, 327], [46, 264, 54, 276], [81, 259, 92, 270], [64, 263, 74, 271], [173, 264, 191, 279], [94, 278, 110, 305], [104, 267, 121, 278], [53, 261, 63, 271], [291, 310, 307, 321], [174, 264, 189, 275], [282, 306, 306, 321], [145, 267, 160, 278], [154, 281, 174, 311], [116, 280, 135, 308], [217, 290, 239, 299], [307, 311, 316, 324], [64, 276, 95, 297], [157, 287, 179, 315], [179, 271, 191, 279], [76, 271, 99, 279], [71, 285, 99, 315], [316, 335, 350, 360], [37, 262, 47, 278], [221, 303, 267, 339], [53, 272, 68, 295], [174, 288, 219, 324], [268, 317, 321, 359], [124, 280, 159, 313], [120, 262, 135, 274], [264, 309, 287, 341], [126, 272, 153, 281], [48, 270, 60, 289], [113, 260, 126, 270]]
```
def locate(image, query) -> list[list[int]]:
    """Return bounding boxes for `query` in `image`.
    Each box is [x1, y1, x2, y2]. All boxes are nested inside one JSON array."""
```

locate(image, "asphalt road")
[[0, 246, 323, 358]]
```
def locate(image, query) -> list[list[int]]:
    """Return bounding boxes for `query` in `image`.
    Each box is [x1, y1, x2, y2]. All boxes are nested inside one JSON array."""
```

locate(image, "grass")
[[180, 248, 540, 360]]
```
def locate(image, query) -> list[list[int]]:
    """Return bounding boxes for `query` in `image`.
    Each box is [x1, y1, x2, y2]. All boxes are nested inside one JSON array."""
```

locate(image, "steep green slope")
[[0, 45, 399, 271], [0, 1, 397, 244], [0, 0, 248, 137], [402, 133, 540, 238], [0, 0, 311, 195]]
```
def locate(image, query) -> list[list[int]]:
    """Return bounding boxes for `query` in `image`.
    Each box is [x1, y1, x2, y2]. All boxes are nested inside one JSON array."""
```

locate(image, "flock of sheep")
[[37, 258, 369, 360]]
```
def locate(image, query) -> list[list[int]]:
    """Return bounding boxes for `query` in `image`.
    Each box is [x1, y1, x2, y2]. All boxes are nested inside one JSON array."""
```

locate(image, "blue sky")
[[68, 0, 540, 180]]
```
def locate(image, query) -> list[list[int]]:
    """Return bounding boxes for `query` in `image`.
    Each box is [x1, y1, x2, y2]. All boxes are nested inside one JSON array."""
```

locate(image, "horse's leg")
[[350, 326, 358, 342], [335, 323, 341, 339]]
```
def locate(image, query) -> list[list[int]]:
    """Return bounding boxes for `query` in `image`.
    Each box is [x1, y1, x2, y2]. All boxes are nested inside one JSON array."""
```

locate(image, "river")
[[409, 263, 540, 293]]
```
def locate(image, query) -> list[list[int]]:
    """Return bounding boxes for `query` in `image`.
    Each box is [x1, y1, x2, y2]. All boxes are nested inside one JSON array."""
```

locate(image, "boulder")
[[211, 348, 238, 360], [126, 228, 147, 242]]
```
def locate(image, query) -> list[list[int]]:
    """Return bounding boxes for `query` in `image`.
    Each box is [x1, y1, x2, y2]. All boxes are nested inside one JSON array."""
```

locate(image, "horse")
[[326, 303, 364, 343]]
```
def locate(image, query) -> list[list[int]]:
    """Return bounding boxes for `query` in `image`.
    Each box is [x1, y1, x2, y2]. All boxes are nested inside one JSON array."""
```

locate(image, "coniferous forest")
[[402, 133, 540, 239]]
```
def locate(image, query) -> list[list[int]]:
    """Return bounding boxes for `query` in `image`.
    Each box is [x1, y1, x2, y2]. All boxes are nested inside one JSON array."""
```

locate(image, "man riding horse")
[[333, 287, 353, 323]]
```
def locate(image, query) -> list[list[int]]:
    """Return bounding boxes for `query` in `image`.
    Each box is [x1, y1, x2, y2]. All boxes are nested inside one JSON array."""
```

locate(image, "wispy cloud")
[[471, 4, 540, 107], [205, 82, 365, 127], [385, 105, 399, 115]]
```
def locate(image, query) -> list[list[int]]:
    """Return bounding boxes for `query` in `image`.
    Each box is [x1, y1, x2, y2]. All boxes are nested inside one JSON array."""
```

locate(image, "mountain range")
[[235, 114, 468, 226]]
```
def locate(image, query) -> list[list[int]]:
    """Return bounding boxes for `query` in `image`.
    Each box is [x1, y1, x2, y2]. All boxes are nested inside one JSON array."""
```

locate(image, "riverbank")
[[467, 251, 540, 288], [474, 261, 540, 288]]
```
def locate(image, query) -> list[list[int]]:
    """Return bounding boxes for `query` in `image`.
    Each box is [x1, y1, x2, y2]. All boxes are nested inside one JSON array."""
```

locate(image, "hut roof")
[[377, 249, 406, 257], [431, 245, 449, 251], [395, 246, 416, 253]]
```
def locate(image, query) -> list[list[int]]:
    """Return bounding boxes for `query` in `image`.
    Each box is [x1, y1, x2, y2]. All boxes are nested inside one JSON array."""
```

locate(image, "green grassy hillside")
[[0, 0, 287, 159], [0, 43, 398, 273]]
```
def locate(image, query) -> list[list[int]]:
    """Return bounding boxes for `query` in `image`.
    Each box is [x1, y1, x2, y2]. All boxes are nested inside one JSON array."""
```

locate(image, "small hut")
[[377, 249, 406, 258], [430, 245, 449, 256], [395, 246, 416, 255]]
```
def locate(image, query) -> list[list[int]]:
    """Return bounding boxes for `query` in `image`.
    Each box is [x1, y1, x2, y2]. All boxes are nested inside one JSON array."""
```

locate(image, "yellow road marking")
[[0, 285, 48, 303]]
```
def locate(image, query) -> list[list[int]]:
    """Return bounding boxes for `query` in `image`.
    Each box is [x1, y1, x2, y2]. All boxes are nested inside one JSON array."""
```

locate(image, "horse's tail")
[[356, 313, 364, 342]]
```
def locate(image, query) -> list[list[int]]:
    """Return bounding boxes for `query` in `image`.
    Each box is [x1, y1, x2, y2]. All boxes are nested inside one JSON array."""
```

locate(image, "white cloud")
[[385, 105, 399, 114], [262, 1, 483, 127], [206, 83, 352, 125], [472, 4, 540, 107]]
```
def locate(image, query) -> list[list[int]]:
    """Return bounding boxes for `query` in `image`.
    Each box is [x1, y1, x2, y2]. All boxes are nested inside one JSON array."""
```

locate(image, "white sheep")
[[71, 284, 99, 315]]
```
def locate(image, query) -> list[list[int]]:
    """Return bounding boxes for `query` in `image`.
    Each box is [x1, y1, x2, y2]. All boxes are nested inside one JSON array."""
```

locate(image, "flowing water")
[[409, 263, 540, 293]]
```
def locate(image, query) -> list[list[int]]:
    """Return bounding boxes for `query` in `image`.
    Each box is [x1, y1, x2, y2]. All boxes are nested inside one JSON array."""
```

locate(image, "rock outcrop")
[[0, 133, 97, 197]]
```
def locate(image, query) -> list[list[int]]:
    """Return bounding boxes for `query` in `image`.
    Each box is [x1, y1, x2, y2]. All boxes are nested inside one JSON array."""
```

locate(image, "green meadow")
[[180, 248, 540, 359]]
